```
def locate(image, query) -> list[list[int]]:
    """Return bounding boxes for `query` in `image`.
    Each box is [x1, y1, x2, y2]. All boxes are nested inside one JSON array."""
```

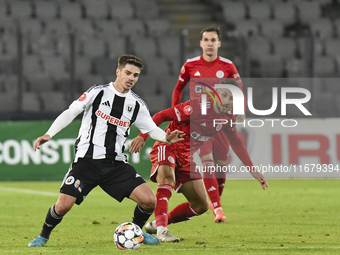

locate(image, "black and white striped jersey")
[[70, 82, 156, 161]]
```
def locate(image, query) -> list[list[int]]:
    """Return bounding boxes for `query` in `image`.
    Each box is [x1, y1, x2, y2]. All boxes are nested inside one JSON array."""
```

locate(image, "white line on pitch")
[[0, 187, 58, 196]]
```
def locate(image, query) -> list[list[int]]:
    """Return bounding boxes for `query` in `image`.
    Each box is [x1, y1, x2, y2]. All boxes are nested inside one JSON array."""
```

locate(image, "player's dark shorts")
[[60, 157, 145, 205]]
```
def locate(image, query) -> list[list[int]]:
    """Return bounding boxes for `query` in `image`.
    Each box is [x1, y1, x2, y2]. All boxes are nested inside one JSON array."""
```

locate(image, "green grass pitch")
[[0, 179, 339, 254]]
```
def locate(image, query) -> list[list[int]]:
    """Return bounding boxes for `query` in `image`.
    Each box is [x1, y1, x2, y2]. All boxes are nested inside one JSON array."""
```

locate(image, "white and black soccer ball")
[[113, 222, 144, 250]]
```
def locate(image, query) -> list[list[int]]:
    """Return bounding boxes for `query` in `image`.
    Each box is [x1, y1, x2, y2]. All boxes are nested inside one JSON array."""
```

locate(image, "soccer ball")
[[113, 222, 144, 250]]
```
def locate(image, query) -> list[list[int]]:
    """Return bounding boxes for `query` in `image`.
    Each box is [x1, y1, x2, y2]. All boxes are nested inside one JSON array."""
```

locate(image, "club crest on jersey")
[[216, 124, 223, 131], [168, 156, 175, 164], [216, 70, 224, 78], [126, 104, 133, 112], [65, 176, 75, 185], [183, 105, 193, 115], [96, 109, 130, 127]]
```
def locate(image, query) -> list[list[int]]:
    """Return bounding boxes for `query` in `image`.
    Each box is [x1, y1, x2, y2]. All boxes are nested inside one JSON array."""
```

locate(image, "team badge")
[[78, 93, 87, 101], [216, 124, 223, 131], [216, 70, 224, 78], [126, 104, 133, 112], [183, 105, 193, 115], [65, 176, 75, 185], [74, 179, 81, 189], [168, 156, 175, 164]]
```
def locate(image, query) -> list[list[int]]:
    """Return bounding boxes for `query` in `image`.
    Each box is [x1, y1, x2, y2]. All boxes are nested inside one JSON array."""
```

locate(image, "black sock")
[[132, 205, 153, 230], [40, 205, 64, 239]]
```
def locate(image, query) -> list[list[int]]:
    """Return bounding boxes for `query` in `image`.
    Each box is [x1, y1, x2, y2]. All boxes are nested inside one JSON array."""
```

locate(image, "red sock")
[[167, 202, 199, 224], [216, 165, 227, 196], [154, 184, 173, 227], [202, 160, 221, 210]]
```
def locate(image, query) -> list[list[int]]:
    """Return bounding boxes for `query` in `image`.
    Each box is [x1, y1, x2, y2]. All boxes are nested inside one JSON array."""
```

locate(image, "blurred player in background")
[[28, 55, 184, 247], [172, 27, 245, 223], [130, 79, 267, 242]]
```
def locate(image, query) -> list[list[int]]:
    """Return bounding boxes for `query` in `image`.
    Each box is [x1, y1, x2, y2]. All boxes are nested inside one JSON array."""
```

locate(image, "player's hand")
[[250, 171, 268, 190], [166, 129, 185, 144], [34, 134, 51, 151], [129, 136, 145, 153], [236, 114, 245, 122]]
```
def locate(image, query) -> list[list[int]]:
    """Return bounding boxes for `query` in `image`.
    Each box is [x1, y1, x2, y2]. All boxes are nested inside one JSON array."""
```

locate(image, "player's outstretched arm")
[[249, 170, 268, 190], [34, 104, 83, 151], [129, 136, 145, 153], [165, 129, 185, 144], [236, 114, 246, 122], [226, 127, 268, 190], [34, 134, 51, 151], [129, 129, 184, 153]]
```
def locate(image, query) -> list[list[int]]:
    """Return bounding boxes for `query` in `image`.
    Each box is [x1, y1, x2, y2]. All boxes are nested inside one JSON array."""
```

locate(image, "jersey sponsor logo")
[[216, 70, 224, 78], [183, 105, 193, 115], [194, 71, 201, 76], [95, 109, 130, 127], [78, 93, 87, 101], [168, 156, 175, 164], [174, 107, 181, 121], [190, 132, 211, 142]]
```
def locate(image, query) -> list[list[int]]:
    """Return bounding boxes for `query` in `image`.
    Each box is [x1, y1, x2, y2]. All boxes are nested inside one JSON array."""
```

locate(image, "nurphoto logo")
[[196, 82, 312, 128]]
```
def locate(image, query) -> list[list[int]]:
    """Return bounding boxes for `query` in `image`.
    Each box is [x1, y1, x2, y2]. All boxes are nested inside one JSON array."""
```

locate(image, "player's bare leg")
[[180, 179, 209, 215], [28, 194, 76, 247], [166, 179, 208, 226]]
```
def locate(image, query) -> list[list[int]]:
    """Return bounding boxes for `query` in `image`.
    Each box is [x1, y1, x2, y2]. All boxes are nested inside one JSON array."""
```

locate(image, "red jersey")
[[139, 98, 253, 169], [172, 55, 242, 106]]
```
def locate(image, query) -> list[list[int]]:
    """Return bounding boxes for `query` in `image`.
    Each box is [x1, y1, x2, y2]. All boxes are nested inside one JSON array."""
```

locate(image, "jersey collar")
[[109, 81, 131, 97]]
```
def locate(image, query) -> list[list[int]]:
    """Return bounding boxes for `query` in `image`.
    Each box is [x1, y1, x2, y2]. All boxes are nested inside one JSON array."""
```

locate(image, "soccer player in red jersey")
[[172, 27, 246, 223], [130, 79, 268, 242]]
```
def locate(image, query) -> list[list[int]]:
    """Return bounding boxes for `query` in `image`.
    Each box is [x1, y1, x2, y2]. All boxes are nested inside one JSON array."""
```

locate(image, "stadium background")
[[0, 0, 339, 180]]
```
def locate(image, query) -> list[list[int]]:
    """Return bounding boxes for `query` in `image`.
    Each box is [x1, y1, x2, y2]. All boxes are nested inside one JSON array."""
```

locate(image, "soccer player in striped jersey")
[[28, 55, 184, 247], [172, 27, 246, 223], [130, 79, 268, 242]]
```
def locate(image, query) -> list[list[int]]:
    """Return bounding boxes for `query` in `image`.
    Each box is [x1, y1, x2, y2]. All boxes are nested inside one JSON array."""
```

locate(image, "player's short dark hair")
[[118, 55, 143, 70], [200, 27, 221, 40], [220, 78, 240, 88]]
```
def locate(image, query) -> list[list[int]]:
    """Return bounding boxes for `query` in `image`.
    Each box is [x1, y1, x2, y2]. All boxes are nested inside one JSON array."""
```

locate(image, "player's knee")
[[55, 201, 74, 215], [160, 176, 176, 187], [192, 201, 209, 215], [216, 160, 228, 166], [157, 166, 175, 186], [140, 194, 157, 211], [199, 203, 209, 214]]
